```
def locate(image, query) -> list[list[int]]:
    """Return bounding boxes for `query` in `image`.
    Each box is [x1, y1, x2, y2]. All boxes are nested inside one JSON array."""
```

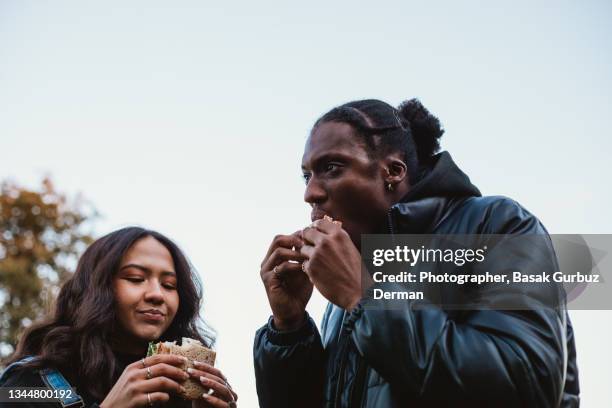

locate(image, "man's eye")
[[325, 163, 340, 172], [302, 173, 311, 184]]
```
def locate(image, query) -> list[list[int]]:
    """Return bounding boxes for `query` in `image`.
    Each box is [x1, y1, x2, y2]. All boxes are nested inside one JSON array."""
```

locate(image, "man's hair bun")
[[398, 98, 444, 162]]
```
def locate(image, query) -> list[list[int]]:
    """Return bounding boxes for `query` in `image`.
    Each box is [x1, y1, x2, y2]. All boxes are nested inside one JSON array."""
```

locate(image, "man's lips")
[[311, 210, 332, 222]]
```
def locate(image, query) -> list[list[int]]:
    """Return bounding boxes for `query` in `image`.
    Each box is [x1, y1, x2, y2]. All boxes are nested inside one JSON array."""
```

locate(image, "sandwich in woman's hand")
[[147, 337, 216, 400]]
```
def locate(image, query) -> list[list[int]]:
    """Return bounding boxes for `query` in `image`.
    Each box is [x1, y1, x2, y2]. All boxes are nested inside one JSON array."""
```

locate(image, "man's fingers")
[[261, 247, 307, 274], [263, 234, 304, 262], [270, 261, 304, 278], [300, 244, 315, 259], [302, 226, 327, 246]]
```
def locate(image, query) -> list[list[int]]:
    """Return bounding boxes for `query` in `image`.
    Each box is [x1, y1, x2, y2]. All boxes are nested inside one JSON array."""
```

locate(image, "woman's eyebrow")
[[120, 264, 150, 273], [119, 264, 176, 276]]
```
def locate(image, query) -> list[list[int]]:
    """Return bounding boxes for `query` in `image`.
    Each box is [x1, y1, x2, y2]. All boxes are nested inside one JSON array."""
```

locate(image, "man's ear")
[[383, 156, 408, 186]]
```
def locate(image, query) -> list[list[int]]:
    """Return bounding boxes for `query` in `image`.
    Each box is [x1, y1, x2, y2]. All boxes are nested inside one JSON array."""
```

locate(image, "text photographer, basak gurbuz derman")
[[254, 99, 579, 407]]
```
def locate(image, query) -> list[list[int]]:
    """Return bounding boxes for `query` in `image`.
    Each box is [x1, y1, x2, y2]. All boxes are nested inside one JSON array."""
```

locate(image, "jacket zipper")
[[333, 327, 349, 407], [387, 207, 396, 235], [332, 209, 396, 408], [350, 358, 367, 407]]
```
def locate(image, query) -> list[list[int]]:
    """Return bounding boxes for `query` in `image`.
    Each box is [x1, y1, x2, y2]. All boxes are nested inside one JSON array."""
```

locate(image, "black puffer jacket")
[[254, 152, 579, 407]]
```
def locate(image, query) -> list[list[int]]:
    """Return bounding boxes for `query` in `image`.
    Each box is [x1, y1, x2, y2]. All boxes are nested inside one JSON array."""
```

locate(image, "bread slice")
[[149, 338, 216, 400], [323, 215, 342, 226]]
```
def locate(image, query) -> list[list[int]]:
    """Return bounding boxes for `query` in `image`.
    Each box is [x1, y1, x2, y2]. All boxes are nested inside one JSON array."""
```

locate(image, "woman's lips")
[[139, 312, 164, 322]]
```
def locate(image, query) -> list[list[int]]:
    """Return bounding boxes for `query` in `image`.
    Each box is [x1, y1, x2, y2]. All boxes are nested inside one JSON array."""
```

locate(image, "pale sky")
[[2, 1, 611, 406]]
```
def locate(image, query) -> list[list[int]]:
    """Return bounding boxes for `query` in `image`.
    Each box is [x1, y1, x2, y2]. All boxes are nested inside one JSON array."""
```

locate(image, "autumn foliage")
[[0, 178, 96, 360]]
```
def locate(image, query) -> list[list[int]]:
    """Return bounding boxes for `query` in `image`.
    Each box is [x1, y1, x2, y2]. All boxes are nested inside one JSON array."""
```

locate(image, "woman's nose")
[[144, 281, 164, 303]]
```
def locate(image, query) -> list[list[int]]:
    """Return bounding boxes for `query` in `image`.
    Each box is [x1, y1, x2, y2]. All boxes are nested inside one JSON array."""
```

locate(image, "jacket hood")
[[400, 151, 481, 202], [390, 151, 481, 233]]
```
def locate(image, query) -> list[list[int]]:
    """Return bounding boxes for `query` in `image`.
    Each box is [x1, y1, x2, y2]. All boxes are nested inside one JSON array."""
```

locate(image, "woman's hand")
[[100, 354, 189, 408], [190, 361, 237, 407], [260, 231, 312, 331]]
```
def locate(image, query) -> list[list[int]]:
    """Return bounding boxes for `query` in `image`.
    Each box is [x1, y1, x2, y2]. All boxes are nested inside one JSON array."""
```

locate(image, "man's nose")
[[304, 176, 327, 204]]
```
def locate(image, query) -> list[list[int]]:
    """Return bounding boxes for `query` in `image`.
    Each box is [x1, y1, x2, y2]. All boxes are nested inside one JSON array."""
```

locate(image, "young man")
[[255, 99, 579, 407]]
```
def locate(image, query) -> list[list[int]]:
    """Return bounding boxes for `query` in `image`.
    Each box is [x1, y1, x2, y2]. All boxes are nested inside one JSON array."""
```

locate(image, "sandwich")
[[322, 215, 342, 226], [147, 337, 216, 400]]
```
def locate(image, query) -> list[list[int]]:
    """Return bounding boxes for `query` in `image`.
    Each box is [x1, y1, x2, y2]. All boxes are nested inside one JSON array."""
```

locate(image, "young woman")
[[1, 227, 237, 407]]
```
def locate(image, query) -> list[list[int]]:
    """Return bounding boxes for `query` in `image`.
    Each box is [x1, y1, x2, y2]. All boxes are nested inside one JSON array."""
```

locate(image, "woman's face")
[[112, 236, 179, 351], [302, 121, 392, 246]]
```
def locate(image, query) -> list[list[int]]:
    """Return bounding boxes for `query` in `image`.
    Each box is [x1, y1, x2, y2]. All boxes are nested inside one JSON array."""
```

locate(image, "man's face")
[[301, 121, 390, 246], [112, 236, 179, 353]]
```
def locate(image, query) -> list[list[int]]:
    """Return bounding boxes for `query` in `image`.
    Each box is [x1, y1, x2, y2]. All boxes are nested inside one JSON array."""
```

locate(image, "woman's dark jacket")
[[0, 352, 191, 407], [253, 152, 580, 407]]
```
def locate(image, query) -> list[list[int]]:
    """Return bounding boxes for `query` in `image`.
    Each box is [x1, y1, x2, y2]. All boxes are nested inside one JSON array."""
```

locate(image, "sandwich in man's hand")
[[147, 337, 216, 400], [322, 215, 342, 226]]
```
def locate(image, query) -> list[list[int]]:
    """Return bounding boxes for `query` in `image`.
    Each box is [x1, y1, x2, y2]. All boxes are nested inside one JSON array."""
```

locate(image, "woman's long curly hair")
[[7, 226, 215, 400]]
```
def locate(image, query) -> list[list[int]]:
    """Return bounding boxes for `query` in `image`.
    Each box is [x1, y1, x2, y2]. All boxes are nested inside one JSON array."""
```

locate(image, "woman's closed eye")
[[162, 282, 177, 290]]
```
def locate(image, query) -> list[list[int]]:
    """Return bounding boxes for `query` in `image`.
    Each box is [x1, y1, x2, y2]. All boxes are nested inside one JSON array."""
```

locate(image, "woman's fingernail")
[[187, 368, 194, 374], [201, 393, 210, 399], [180, 386, 186, 393], [200, 376, 208, 383]]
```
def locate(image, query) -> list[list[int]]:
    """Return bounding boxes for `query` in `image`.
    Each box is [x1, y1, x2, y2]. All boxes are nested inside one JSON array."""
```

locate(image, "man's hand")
[[300, 218, 364, 310], [260, 232, 312, 331]]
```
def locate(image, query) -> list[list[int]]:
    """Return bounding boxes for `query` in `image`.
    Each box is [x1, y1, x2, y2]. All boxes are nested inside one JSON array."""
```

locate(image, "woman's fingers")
[[200, 392, 232, 407], [140, 353, 188, 369], [192, 362, 238, 401], [143, 363, 189, 382], [192, 361, 225, 381], [187, 368, 224, 385], [140, 376, 185, 395], [199, 376, 234, 402], [140, 391, 170, 406]]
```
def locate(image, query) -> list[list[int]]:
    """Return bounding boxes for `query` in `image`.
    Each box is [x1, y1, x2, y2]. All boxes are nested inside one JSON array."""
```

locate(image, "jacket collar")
[[388, 151, 481, 234]]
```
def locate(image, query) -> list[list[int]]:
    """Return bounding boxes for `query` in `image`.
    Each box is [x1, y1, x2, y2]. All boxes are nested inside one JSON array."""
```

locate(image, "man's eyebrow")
[[302, 152, 349, 170], [119, 264, 176, 276]]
